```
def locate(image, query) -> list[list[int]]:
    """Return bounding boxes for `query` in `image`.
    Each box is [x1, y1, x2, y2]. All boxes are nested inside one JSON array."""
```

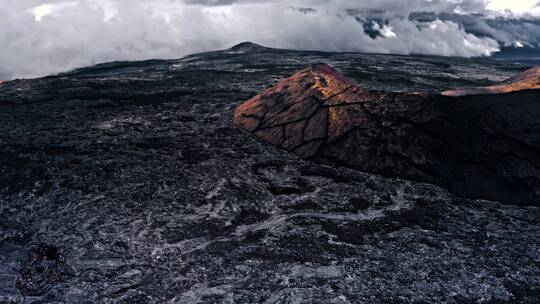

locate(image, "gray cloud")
[[0, 0, 538, 80]]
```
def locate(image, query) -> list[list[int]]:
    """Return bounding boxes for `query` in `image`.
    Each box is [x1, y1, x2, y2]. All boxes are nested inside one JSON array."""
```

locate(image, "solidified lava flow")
[[0, 43, 539, 303]]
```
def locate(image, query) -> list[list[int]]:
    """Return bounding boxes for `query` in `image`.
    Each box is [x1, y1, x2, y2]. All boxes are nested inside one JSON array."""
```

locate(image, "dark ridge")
[[229, 42, 271, 52], [493, 45, 540, 66], [57, 59, 173, 77]]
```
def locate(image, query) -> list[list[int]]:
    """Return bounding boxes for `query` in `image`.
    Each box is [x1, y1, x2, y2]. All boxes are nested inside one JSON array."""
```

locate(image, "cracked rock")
[[235, 63, 540, 206]]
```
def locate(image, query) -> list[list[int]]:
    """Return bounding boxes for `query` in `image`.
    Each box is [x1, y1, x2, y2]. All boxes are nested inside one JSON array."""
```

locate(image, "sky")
[[1, 0, 539, 80]]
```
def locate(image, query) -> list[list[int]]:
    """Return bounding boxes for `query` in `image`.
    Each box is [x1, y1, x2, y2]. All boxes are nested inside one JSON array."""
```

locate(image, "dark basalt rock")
[[234, 63, 540, 205], [1, 47, 539, 303], [17, 244, 72, 296], [229, 42, 270, 53]]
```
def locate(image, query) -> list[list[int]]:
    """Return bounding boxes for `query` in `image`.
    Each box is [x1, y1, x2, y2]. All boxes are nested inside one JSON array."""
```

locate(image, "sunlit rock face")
[[235, 63, 540, 206], [443, 66, 540, 96]]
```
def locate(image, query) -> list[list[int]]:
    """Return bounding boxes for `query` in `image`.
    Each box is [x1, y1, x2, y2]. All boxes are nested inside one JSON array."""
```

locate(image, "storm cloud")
[[1, 0, 539, 79]]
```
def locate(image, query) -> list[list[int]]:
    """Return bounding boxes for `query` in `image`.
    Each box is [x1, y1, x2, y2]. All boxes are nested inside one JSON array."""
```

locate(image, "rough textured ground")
[[0, 43, 539, 303]]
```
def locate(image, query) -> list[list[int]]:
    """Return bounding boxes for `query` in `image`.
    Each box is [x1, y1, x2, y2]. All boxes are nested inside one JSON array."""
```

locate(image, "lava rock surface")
[[0, 43, 539, 303], [235, 63, 540, 206], [17, 244, 73, 296], [443, 65, 540, 96]]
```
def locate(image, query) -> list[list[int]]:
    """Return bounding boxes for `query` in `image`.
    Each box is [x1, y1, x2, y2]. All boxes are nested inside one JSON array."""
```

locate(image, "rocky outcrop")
[[443, 65, 540, 96], [234, 63, 540, 206]]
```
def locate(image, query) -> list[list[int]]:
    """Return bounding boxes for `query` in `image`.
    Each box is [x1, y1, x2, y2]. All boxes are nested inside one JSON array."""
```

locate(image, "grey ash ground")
[[0, 43, 539, 303]]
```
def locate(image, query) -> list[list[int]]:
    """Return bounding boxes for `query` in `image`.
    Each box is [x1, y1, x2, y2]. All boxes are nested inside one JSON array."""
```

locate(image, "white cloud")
[[28, 1, 78, 22], [88, 0, 119, 22], [29, 4, 53, 22], [0, 0, 536, 80], [487, 0, 540, 15]]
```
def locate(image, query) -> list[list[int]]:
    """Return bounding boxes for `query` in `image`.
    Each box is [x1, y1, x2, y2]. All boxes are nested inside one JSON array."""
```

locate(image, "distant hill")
[[493, 46, 540, 65], [228, 42, 272, 53]]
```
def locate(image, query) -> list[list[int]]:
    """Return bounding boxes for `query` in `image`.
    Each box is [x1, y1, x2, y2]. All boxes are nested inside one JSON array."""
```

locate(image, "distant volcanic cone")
[[443, 66, 540, 96], [234, 63, 540, 206]]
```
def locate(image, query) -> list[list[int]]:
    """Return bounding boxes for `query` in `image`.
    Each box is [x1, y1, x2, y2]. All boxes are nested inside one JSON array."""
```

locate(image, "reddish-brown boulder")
[[234, 63, 540, 206], [442, 65, 540, 96]]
